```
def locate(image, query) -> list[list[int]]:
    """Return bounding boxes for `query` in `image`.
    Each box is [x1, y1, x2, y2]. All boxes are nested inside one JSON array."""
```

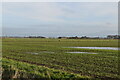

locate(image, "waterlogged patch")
[[67, 47, 119, 50], [66, 52, 98, 54]]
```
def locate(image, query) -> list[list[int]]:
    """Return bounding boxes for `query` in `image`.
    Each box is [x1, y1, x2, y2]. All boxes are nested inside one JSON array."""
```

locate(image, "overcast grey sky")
[[2, 2, 118, 37]]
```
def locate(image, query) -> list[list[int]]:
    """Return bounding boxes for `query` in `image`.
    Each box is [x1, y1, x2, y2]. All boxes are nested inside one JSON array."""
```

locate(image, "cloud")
[[3, 2, 117, 24], [2, 2, 118, 37], [3, 3, 66, 22]]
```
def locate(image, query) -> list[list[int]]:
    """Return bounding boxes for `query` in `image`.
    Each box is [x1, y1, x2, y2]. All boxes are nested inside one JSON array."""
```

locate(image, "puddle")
[[66, 52, 97, 54], [31, 53, 38, 55], [67, 47, 119, 50]]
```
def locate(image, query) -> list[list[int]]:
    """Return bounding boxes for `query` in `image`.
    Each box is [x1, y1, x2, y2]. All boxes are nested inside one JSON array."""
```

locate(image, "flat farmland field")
[[2, 38, 119, 79]]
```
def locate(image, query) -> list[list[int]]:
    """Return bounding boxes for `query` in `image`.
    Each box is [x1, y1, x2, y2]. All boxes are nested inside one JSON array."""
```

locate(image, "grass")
[[2, 58, 90, 79], [2, 38, 119, 79]]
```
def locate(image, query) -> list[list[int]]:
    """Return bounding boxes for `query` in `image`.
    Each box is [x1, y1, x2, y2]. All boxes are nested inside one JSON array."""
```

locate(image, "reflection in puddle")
[[68, 47, 119, 50], [66, 52, 97, 54]]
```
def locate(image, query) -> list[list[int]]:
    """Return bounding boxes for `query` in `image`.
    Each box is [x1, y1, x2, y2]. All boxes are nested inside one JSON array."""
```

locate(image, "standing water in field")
[[66, 52, 98, 54], [67, 47, 119, 50]]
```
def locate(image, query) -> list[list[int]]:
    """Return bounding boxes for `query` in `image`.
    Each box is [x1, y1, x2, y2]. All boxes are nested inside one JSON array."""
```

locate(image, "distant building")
[[58, 37, 68, 39], [107, 35, 120, 39], [80, 36, 89, 39], [67, 36, 79, 39]]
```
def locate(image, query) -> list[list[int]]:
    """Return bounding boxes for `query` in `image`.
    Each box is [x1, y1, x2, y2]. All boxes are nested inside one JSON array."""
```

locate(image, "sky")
[[2, 2, 118, 37]]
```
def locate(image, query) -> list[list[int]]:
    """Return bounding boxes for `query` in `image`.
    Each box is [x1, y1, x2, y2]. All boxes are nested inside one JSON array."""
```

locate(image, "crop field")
[[2, 38, 119, 79]]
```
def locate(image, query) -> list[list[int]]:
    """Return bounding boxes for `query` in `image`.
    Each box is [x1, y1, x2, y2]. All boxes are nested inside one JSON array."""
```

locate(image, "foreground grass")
[[2, 38, 119, 79], [2, 58, 90, 79]]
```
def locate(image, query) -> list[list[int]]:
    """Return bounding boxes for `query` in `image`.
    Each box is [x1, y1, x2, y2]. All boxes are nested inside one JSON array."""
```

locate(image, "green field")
[[2, 38, 119, 79]]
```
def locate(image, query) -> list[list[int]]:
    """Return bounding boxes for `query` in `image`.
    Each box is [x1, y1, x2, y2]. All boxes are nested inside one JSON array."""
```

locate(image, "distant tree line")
[[107, 35, 120, 39], [25, 36, 46, 38], [58, 35, 120, 39], [58, 36, 100, 39], [2, 35, 120, 39]]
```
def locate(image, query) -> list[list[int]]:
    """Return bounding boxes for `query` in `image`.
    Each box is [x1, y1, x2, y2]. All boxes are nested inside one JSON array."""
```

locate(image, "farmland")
[[2, 38, 119, 79]]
